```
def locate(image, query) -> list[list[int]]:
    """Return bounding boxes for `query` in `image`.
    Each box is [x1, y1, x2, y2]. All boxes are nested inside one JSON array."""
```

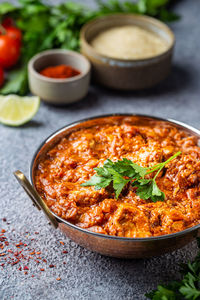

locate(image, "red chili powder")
[[0, 218, 68, 279], [39, 64, 81, 79]]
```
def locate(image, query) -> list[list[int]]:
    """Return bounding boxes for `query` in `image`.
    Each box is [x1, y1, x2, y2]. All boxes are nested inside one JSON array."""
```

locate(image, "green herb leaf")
[[133, 179, 165, 202], [146, 285, 178, 300], [81, 174, 112, 190], [0, 2, 16, 14], [152, 180, 165, 202], [133, 179, 153, 200], [146, 239, 200, 300], [113, 158, 147, 178], [81, 160, 129, 197], [112, 173, 129, 199], [0, 67, 28, 95]]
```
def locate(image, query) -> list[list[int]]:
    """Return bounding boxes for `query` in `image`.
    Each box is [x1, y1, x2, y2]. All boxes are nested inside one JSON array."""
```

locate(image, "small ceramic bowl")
[[28, 49, 91, 105], [80, 14, 175, 90]]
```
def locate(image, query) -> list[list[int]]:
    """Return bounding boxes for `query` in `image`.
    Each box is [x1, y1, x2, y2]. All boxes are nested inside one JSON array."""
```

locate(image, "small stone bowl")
[[80, 14, 175, 90], [28, 49, 91, 105]]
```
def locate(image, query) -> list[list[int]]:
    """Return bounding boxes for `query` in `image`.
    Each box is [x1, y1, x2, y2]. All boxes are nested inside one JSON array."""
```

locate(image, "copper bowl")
[[14, 115, 200, 258]]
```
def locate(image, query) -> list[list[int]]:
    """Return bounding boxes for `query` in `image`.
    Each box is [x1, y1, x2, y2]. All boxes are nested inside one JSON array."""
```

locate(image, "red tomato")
[[0, 67, 4, 87], [4, 26, 22, 44], [2, 17, 14, 28], [0, 35, 20, 68]]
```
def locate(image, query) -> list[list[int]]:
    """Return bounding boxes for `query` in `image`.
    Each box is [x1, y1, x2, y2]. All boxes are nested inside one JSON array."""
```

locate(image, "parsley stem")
[[153, 151, 181, 180], [145, 164, 162, 175], [145, 151, 181, 178]]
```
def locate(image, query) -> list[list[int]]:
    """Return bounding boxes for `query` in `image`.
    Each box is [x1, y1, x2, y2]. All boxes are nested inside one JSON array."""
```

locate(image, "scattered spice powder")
[[49, 264, 54, 268], [39, 64, 80, 79], [0, 218, 68, 279], [12, 260, 20, 265]]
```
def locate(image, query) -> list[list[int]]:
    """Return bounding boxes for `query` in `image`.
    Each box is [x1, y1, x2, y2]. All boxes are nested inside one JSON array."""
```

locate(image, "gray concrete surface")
[[1, 1, 200, 299]]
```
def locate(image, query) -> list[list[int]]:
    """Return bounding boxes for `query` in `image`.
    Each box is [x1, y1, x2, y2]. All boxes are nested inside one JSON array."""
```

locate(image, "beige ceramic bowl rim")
[[80, 13, 175, 63], [28, 49, 91, 83]]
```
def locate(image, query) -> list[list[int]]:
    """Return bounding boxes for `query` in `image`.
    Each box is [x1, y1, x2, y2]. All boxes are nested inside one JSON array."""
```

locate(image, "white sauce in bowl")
[[91, 25, 168, 60]]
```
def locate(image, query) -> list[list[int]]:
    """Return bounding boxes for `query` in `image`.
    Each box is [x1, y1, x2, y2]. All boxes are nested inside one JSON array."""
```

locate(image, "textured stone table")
[[1, 1, 200, 299]]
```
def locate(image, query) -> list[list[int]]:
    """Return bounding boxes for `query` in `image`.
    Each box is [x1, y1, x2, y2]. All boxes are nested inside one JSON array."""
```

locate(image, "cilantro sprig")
[[146, 238, 200, 300], [81, 151, 181, 202]]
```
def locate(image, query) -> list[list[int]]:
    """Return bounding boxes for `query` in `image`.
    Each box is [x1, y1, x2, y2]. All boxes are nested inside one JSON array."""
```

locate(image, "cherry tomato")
[[2, 17, 14, 28], [0, 35, 20, 68], [0, 67, 4, 87], [3, 26, 22, 44]]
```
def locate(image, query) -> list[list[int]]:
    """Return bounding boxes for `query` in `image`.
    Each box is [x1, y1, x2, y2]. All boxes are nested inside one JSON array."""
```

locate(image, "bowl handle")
[[13, 170, 58, 229]]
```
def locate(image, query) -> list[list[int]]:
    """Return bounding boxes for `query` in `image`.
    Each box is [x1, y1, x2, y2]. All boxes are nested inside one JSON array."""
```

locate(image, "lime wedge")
[[0, 94, 40, 126]]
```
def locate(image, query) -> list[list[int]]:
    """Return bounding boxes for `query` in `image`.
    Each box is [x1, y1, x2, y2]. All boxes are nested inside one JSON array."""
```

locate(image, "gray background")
[[1, 0, 200, 299]]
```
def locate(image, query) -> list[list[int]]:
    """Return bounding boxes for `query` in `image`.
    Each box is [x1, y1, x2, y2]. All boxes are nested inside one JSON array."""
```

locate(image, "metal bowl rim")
[[30, 113, 200, 242]]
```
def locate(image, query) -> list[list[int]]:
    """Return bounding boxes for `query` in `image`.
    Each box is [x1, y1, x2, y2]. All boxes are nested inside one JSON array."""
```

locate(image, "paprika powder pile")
[[39, 64, 81, 79]]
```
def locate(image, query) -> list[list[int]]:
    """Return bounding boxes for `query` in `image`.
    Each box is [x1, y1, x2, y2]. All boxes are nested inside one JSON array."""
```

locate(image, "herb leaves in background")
[[82, 152, 181, 201], [146, 238, 200, 300], [0, 0, 180, 95], [96, 0, 180, 22]]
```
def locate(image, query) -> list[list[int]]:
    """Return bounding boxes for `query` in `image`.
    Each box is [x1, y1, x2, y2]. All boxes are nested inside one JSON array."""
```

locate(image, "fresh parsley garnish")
[[81, 152, 181, 202], [146, 238, 200, 300]]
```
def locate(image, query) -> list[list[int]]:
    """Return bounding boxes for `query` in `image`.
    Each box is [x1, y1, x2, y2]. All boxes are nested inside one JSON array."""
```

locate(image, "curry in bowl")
[[34, 116, 200, 238]]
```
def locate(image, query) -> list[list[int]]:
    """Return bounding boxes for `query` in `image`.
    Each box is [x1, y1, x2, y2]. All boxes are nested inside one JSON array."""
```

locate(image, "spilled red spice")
[[39, 64, 80, 79], [0, 217, 68, 280]]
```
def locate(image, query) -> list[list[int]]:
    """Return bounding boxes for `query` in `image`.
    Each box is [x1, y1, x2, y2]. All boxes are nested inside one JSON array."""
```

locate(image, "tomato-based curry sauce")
[[35, 117, 200, 238]]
